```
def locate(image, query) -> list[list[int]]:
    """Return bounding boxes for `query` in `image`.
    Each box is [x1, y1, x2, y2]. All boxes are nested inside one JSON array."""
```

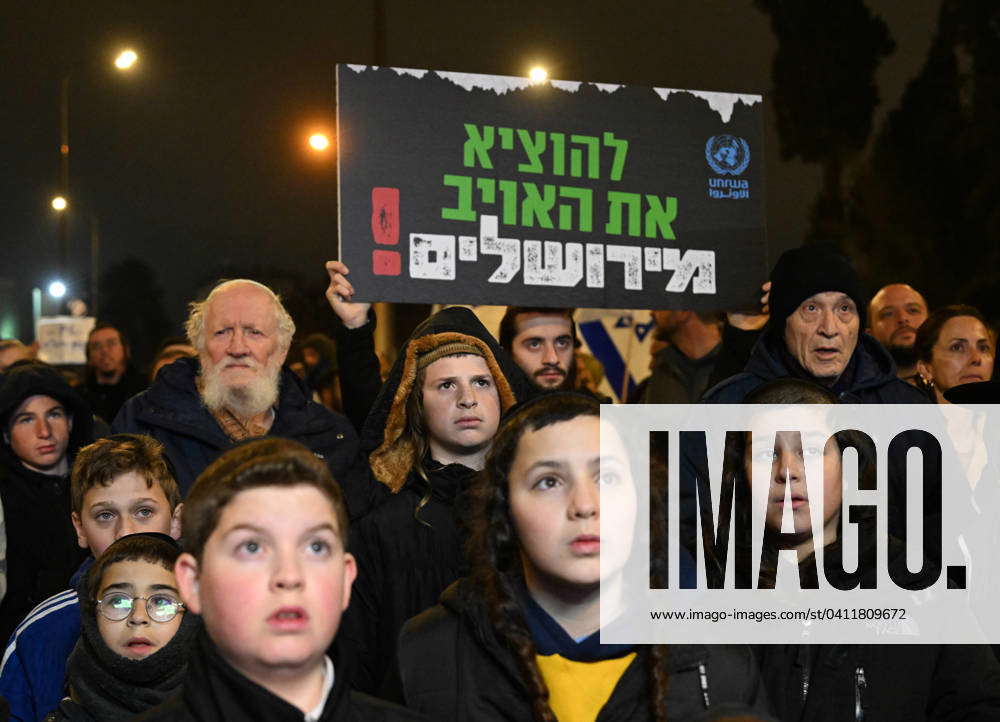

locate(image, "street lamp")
[[56, 47, 139, 311], [114, 49, 139, 70], [48, 281, 67, 299], [528, 66, 549, 84], [308, 132, 331, 151]]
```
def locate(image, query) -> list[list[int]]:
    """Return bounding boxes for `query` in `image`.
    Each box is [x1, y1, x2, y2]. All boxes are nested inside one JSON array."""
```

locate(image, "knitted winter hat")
[[768, 244, 865, 334]]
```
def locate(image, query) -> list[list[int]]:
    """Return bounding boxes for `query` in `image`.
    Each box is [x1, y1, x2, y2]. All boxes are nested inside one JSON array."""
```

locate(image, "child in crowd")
[[733, 379, 1000, 720], [0, 434, 182, 722], [392, 392, 767, 721], [336, 306, 529, 693], [139, 437, 423, 721], [47, 533, 197, 720], [0, 361, 93, 645]]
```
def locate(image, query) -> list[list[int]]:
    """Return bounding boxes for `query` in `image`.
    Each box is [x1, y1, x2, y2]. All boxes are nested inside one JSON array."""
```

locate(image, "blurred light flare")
[[529, 66, 549, 84], [48, 281, 67, 299], [115, 49, 139, 70], [51, 196, 68, 211], [309, 133, 331, 151]]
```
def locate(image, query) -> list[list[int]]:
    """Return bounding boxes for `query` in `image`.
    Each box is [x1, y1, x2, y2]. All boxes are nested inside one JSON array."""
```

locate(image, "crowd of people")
[[0, 242, 995, 721]]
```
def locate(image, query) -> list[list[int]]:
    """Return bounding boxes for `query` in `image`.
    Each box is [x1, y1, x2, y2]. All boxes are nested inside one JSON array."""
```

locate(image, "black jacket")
[[80, 365, 147, 426], [703, 332, 928, 404], [748, 532, 1000, 721], [134, 629, 425, 722], [392, 579, 769, 721], [111, 357, 378, 518], [337, 462, 471, 694], [756, 644, 1000, 722], [0, 362, 92, 645]]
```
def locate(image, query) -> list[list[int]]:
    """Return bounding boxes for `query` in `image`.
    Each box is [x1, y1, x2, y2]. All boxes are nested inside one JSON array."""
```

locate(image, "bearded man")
[[113, 279, 376, 517]]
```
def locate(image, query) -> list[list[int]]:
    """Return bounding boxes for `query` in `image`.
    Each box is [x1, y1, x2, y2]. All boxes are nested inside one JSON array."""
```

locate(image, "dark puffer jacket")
[[391, 579, 770, 721], [0, 362, 92, 645], [336, 307, 531, 694], [703, 332, 928, 404], [111, 357, 378, 517]]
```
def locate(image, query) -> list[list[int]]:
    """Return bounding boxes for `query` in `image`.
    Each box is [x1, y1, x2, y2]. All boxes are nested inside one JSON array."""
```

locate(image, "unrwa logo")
[[705, 135, 750, 176]]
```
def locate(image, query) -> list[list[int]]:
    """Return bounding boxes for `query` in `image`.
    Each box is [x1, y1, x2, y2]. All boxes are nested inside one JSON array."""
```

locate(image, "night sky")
[[1, 0, 942, 345]]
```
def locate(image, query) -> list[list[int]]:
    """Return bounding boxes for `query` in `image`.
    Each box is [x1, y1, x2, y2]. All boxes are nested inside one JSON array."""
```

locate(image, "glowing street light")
[[48, 280, 67, 299], [309, 133, 331, 152], [114, 49, 139, 71], [528, 66, 548, 84], [51, 196, 68, 211]]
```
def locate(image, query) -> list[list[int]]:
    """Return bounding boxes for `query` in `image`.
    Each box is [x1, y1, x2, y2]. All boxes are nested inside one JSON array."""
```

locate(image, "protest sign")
[[337, 65, 766, 310], [36, 315, 95, 365]]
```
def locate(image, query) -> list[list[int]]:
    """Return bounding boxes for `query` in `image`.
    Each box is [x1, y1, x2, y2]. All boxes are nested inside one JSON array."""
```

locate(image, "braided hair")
[[464, 392, 670, 721]]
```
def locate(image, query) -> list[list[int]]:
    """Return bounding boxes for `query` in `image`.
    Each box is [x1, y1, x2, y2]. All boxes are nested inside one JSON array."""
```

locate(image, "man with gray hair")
[[113, 279, 376, 516]]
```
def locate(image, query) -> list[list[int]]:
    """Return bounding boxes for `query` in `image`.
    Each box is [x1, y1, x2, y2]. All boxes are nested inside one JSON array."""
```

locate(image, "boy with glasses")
[[0, 434, 182, 722], [50, 532, 197, 719]]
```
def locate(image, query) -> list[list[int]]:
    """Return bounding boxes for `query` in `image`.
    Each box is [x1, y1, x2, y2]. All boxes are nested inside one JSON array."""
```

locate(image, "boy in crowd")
[[141, 438, 422, 721], [0, 434, 182, 722]]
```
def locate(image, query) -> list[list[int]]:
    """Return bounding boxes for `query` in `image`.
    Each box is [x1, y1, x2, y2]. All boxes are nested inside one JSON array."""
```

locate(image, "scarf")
[[64, 585, 200, 720]]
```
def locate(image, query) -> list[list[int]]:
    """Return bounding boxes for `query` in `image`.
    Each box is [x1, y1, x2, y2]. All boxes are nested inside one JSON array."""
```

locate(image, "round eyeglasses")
[[96, 592, 185, 623]]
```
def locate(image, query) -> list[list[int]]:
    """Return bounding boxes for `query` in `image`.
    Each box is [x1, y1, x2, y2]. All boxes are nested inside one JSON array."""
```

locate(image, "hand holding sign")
[[325, 261, 371, 329], [727, 281, 770, 331]]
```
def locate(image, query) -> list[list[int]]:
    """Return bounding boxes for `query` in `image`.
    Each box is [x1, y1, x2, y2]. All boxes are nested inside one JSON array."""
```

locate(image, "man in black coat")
[[703, 245, 928, 405], [113, 279, 377, 518]]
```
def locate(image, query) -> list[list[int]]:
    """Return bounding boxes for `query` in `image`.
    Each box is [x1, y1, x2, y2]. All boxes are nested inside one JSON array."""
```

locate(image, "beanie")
[[768, 244, 865, 333]]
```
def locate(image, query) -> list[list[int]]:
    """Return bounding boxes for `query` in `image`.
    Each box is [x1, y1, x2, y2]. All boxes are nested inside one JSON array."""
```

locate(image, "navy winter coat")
[[112, 357, 378, 517], [703, 332, 929, 404]]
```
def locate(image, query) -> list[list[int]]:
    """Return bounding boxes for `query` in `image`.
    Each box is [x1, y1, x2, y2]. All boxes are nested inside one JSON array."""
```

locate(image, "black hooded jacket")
[[0, 362, 92, 645], [390, 578, 769, 721], [336, 307, 532, 694], [112, 357, 378, 518], [134, 628, 426, 722]]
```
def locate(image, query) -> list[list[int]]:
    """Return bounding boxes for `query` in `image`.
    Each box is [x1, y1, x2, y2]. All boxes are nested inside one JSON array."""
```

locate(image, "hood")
[[743, 330, 899, 396], [0, 360, 93, 458], [361, 307, 532, 492]]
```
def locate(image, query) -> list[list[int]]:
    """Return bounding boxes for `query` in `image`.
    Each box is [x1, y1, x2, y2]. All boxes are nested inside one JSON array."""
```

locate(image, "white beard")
[[200, 355, 281, 420]]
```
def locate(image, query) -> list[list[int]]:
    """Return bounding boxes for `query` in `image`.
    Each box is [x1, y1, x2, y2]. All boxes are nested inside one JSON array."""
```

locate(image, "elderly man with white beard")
[[113, 279, 378, 518]]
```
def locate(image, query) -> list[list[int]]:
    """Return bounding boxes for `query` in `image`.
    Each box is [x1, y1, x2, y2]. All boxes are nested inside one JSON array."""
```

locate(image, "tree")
[[755, 0, 895, 240], [99, 258, 171, 370]]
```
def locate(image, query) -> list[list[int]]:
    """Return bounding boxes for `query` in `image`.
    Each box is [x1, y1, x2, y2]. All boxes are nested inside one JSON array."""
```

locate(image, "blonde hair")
[[185, 279, 295, 353]]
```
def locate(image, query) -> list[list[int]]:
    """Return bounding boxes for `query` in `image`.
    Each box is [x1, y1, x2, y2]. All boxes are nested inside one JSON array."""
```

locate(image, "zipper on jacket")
[[854, 665, 867, 722]]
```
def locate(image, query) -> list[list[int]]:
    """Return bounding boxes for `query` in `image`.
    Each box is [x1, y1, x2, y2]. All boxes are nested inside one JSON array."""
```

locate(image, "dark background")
[[2, 0, 995, 367]]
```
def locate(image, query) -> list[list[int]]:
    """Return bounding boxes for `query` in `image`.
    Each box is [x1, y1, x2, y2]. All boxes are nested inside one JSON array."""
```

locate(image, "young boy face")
[[96, 559, 184, 660], [175, 484, 355, 683], [72, 471, 182, 557]]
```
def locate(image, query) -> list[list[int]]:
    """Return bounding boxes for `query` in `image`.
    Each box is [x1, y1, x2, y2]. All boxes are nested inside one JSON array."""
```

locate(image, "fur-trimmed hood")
[[361, 307, 533, 492]]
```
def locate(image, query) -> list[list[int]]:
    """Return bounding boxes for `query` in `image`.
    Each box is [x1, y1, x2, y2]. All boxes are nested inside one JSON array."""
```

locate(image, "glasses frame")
[[96, 592, 186, 624]]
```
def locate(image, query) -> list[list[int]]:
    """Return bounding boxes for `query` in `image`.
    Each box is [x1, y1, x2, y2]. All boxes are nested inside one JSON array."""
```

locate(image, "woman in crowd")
[[336, 305, 530, 693], [47, 533, 198, 720], [914, 305, 994, 404], [732, 378, 1000, 721], [392, 392, 767, 721]]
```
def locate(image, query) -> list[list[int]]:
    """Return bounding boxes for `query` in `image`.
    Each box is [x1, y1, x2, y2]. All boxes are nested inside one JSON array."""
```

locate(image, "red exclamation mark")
[[372, 187, 401, 276]]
